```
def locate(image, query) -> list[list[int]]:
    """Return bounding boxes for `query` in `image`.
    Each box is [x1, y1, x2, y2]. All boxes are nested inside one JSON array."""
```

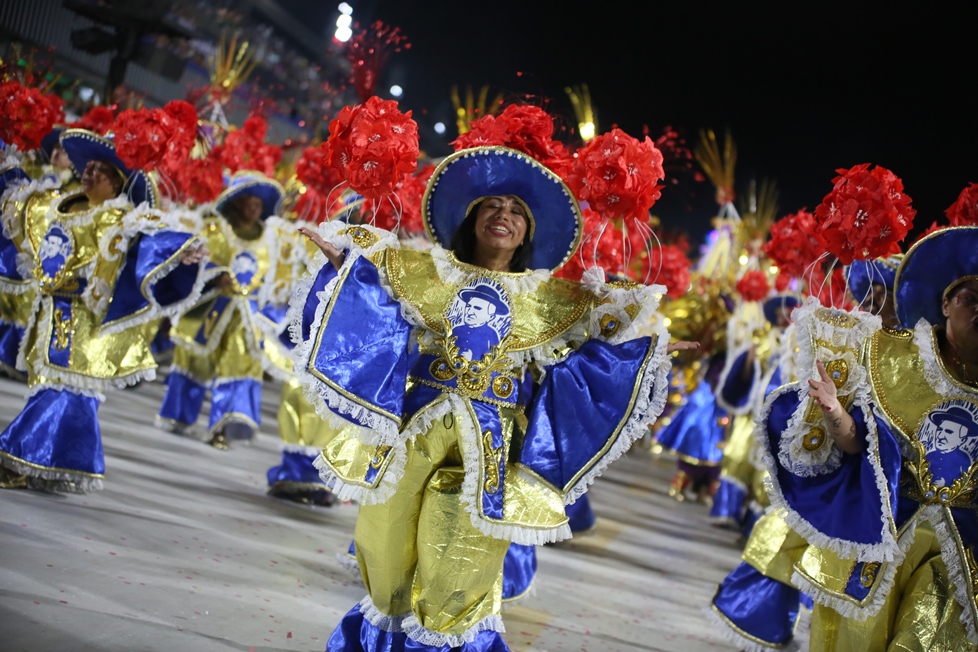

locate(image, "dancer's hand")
[[667, 341, 700, 354], [180, 243, 208, 265], [299, 226, 345, 269]]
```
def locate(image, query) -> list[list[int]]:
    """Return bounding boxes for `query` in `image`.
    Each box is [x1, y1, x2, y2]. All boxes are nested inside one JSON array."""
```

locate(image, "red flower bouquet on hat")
[[736, 269, 770, 302], [0, 81, 64, 152], [812, 163, 915, 265], [762, 208, 823, 279], [945, 182, 978, 227], [322, 96, 419, 201]]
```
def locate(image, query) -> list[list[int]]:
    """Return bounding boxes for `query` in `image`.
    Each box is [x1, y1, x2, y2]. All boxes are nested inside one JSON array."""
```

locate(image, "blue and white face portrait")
[[231, 251, 259, 288], [446, 278, 512, 361], [919, 399, 978, 487], [38, 224, 73, 279]]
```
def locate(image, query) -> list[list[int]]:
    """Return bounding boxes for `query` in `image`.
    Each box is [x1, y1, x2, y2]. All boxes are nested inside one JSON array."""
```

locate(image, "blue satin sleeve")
[[720, 351, 754, 409], [297, 262, 338, 343], [520, 336, 655, 496], [104, 230, 197, 323], [304, 255, 411, 426], [765, 390, 902, 546]]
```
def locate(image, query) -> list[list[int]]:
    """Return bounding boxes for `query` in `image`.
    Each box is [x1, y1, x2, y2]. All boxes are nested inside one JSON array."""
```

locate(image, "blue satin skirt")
[[209, 378, 261, 437], [709, 478, 747, 526], [0, 388, 103, 481], [566, 493, 596, 532], [653, 381, 725, 465], [502, 543, 537, 601], [267, 450, 328, 488], [327, 604, 511, 651], [711, 561, 801, 648], [158, 370, 206, 426]]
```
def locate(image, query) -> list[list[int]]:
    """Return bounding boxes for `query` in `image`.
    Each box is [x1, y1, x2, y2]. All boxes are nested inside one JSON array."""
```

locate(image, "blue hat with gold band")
[[845, 255, 902, 303], [763, 293, 802, 325], [423, 146, 583, 271], [59, 128, 159, 208], [215, 171, 285, 221], [895, 226, 978, 327]]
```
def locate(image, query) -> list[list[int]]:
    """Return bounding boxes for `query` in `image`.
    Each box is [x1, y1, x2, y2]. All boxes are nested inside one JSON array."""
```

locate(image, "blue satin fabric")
[[654, 381, 725, 465], [209, 378, 261, 434], [48, 297, 73, 367], [712, 561, 800, 647], [709, 478, 747, 524], [742, 503, 763, 539], [470, 399, 505, 520], [267, 449, 327, 487], [326, 605, 511, 652], [565, 493, 596, 532], [766, 391, 902, 546], [0, 230, 23, 282], [719, 351, 753, 410], [0, 320, 24, 371], [521, 337, 653, 492], [299, 263, 338, 342], [194, 296, 231, 345], [158, 370, 206, 426], [502, 543, 537, 600], [308, 256, 411, 427], [104, 230, 196, 325], [0, 388, 103, 475]]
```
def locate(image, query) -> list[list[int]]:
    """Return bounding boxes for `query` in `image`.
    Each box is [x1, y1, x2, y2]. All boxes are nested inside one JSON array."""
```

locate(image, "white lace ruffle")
[[702, 604, 802, 652], [402, 611, 504, 649], [430, 245, 550, 296], [312, 437, 408, 506]]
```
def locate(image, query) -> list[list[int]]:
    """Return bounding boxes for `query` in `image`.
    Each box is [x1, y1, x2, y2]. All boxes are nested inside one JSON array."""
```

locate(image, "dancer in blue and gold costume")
[[707, 256, 901, 650], [156, 171, 284, 449], [292, 146, 691, 651], [260, 182, 341, 504], [711, 294, 800, 534], [756, 228, 978, 650], [0, 128, 206, 492]]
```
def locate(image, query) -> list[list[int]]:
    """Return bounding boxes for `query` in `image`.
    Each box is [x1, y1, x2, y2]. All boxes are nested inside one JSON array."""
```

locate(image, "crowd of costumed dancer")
[[5, 55, 978, 652]]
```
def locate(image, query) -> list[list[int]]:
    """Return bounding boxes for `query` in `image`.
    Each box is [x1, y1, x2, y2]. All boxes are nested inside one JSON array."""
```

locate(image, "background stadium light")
[[433, 122, 446, 135], [390, 85, 403, 97], [334, 3, 354, 42]]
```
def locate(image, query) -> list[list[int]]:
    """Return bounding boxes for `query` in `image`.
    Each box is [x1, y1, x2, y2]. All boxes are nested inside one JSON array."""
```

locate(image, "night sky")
[[342, 0, 977, 245]]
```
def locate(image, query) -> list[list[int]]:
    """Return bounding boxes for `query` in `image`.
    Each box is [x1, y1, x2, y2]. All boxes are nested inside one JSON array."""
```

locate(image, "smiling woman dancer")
[[761, 226, 978, 650], [291, 146, 695, 651]]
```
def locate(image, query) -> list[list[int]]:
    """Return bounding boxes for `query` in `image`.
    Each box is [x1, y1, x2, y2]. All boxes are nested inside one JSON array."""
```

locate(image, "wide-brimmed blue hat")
[[895, 226, 978, 327], [60, 128, 159, 208], [215, 171, 284, 221], [845, 255, 902, 303], [423, 146, 582, 271], [763, 293, 801, 325], [40, 127, 65, 161]]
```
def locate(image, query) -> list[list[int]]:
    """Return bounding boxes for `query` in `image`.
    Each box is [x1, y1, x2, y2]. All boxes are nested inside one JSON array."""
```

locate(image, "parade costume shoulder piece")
[[290, 147, 674, 649]]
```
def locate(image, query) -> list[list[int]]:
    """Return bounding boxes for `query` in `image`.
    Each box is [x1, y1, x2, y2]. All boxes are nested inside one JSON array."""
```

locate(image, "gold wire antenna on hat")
[[210, 33, 259, 107]]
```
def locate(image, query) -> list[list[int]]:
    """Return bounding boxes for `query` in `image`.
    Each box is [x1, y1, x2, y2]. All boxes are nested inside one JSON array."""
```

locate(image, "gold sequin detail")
[[52, 309, 71, 350], [343, 226, 376, 250], [859, 562, 881, 588], [802, 425, 826, 451], [370, 445, 392, 469], [824, 358, 849, 389], [483, 429, 501, 495], [492, 375, 514, 400], [599, 313, 621, 338]]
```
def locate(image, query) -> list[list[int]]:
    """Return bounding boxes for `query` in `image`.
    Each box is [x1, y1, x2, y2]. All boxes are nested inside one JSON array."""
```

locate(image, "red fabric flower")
[[112, 107, 174, 171], [171, 151, 224, 205], [736, 269, 770, 302], [945, 182, 978, 227], [73, 105, 116, 135], [220, 115, 283, 177], [161, 100, 199, 169], [762, 208, 823, 279], [0, 81, 65, 151], [296, 145, 344, 195], [452, 104, 561, 163], [774, 271, 793, 292], [554, 208, 647, 281], [565, 128, 665, 225], [323, 96, 419, 200], [812, 163, 915, 265], [647, 244, 692, 298]]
